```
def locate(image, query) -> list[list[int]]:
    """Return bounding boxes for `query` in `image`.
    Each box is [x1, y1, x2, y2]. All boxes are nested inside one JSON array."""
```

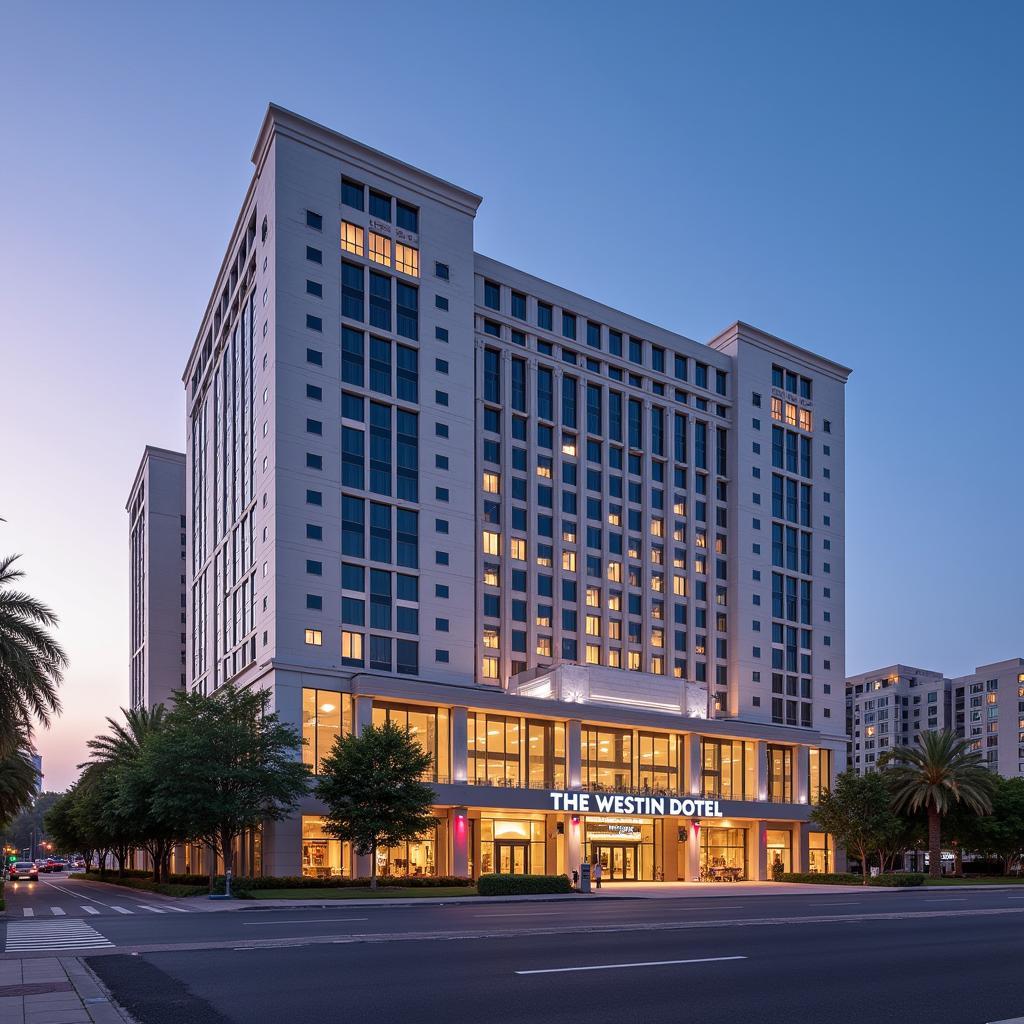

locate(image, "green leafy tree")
[[811, 770, 902, 883], [967, 776, 1024, 875], [315, 720, 436, 889], [44, 785, 94, 870], [880, 730, 996, 879], [145, 686, 309, 886], [0, 553, 67, 756], [1, 790, 62, 854], [72, 765, 124, 877]]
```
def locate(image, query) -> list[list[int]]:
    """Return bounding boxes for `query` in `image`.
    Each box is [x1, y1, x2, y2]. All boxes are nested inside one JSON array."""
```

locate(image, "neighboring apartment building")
[[845, 665, 950, 772], [174, 104, 851, 881], [847, 659, 1024, 777], [127, 446, 187, 710]]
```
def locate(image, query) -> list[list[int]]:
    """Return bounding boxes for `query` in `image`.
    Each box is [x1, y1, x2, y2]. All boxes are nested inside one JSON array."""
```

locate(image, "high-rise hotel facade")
[[177, 105, 851, 882]]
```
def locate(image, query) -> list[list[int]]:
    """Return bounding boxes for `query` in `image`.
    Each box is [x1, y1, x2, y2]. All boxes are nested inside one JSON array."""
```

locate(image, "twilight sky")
[[2, 1, 1021, 790]]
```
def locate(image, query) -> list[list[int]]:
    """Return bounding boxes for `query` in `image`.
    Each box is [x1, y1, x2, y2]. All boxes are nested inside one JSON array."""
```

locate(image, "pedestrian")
[[572, 868, 579, 889], [593, 858, 602, 890]]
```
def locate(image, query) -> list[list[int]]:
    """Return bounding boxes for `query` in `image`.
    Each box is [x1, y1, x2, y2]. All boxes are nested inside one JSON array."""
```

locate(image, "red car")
[[9, 861, 39, 882], [44, 857, 67, 873]]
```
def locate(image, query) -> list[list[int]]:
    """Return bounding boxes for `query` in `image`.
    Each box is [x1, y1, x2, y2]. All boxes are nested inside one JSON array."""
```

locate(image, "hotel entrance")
[[590, 843, 639, 881], [495, 840, 530, 874]]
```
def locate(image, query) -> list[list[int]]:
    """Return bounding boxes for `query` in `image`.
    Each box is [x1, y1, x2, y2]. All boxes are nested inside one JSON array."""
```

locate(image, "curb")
[[66, 957, 136, 1023]]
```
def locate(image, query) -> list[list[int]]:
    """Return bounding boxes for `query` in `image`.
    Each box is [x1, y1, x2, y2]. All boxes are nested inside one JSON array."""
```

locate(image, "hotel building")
[[172, 104, 851, 882], [127, 446, 187, 711], [847, 659, 1024, 777]]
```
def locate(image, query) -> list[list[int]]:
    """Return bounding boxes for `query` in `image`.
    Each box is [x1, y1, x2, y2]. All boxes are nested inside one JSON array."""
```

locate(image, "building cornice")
[[707, 321, 853, 382]]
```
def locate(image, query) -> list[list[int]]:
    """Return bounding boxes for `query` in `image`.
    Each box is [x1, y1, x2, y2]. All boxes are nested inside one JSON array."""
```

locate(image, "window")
[[341, 221, 363, 256], [306, 245, 322, 264], [396, 201, 418, 233], [396, 243, 419, 277], [306, 210, 322, 230], [341, 630, 364, 666], [306, 280, 322, 298], [306, 348, 323, 366], [369, 231, 391, 267], [369, 190, 391, 221], [306, 314, 322, 332], [511, 291, 527, 319], [397, 282, 418, 340], [484, 280, 500, 310], [342, 261, 364, 321], [305, 629, 323, 646], [369, 271, 391, 330], [342, 177, 364, 210], [435, 261, 450, 280]]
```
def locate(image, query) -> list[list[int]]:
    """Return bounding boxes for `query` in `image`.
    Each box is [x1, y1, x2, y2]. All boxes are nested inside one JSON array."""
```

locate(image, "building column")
[[567, 719, 582, 788], [565, 812, 581, 880], [755, 741, 768, 802], [661, 819, 679, 881], [749, 821, 768, 881], [451, 706, 468, 783], [796, 746, 810, 806], [684, 733, 702, 795], [354, 695, 374, 736], [261, 815, 302, 877], [450, 807, 469, 878], [794, 822, 810, 874], [685, 821, 701, 881]]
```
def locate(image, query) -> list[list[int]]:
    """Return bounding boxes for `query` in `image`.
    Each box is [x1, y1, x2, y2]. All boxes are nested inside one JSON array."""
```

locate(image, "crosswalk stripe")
[[110, 906, 132, 915], [136, 904, 166, 914], [81, 905, 100, 915], [163, 905, 189, 913], [4, 919, 114, 952], [22, 908, 34, 917], [50, 907, 66, 916]]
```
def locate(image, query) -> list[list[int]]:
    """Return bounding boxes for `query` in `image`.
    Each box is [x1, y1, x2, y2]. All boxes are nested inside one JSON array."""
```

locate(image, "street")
[[5, 878, 1024, 1022]]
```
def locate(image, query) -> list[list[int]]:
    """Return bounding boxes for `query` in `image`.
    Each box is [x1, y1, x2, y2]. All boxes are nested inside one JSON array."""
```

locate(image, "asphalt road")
[[7, 879, 1024, 1021]]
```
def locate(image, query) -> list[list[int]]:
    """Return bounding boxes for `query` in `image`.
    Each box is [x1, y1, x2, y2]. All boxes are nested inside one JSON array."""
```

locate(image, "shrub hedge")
[[227, 875, 472, 892], [477, 873, 573, 896], [778, 871, 925, 887], [71, 872, 209, 897]]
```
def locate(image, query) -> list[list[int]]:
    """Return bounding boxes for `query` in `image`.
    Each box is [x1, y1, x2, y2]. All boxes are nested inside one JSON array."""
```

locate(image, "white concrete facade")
[[126, 446, 186, 710], [174, 105, 852, 879]]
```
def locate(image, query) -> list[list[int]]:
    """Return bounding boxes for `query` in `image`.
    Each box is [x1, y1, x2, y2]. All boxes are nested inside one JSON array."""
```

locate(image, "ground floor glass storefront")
[[583, 817, 658, 881], [700, 826, 748, 881], [476, 814, 547, 876]]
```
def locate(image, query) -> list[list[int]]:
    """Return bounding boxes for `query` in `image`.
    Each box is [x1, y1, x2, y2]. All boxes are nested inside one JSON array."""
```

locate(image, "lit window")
[[785, 402, 797, 427], [537, 461, 552, 479], [482, 531, 501, 555], [341, 221, 364, 256], [696, 531, 707, 549], [536, 609, 552, 627], [482, 627, 500, 649], [651, 574, 664, 593], [607, 593, 622, 612], [305, 629, 323, 646], [562, 526, 577, 543], [395, 243, 419, 277], [628, 651, 642, 671], [510, 538, 526, 561], [562, 551, 577, 572], [537, 550, 553, 568], [673, 576, 687, 596], [651, 628, 664, 648], [341, 630, 362, 660], [866, 726, 876, 737], [607, 561, 622, 582], [695, 556, 706, 574], [673, 501, 685, 515], [799, 408, 812, 432], [608, 621, 622, 640], [586, 615, 601, 637], [482, 655, 499, 679], [586, 644, 601, 665], [369, 231, 391, 267], [537, 636, 552, 657], [482, 563, 500, 587], [482, 471, 501, 494], [673, 663, 684, 678], [651, 518, 664, 538], [608, 649, 622, 668], [562, 437, 577, 457], [608, 511, 621, 526], [650, 655, 664, 674], [586, 586, 600, 608], [770, 396, 783, 422]]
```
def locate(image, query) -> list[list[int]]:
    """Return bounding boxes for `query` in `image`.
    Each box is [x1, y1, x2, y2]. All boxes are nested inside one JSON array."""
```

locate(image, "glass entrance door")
[[496, 840, 529, 875], [591, 843, 639, 881]]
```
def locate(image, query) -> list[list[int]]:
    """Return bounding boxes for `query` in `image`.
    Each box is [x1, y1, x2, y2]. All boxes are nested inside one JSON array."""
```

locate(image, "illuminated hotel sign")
[[549, 791, 725, 817]]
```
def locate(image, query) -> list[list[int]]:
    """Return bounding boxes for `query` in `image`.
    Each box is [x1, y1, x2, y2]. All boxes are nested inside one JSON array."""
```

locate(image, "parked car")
[[9, 861, 39, 882], [34, 858, 48, 871], [44, 857, 67, 872]]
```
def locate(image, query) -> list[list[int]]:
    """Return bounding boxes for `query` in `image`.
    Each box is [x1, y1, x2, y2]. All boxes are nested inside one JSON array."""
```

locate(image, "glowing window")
[[651, 518, 664, 538], [628, 651, 642, 671], [608, 511, 621, 526], [562, 437, 577, 457], [799, 408, 812, 432], [608, 621, 622, 640], [305, 629, 323, 646], [369, 231, 391, 267], [341, 630, 362, 659], [785, 402, 797, 427], [395, 243, 419, 277], [482, 531, 501, 556], [586, 644, 601, 665], [651, 574, 664, 593], [482, 655, 499, 679], [482, 471, 501, 494], [608, 649, 622, 668], [537, 636, 552, 657], [482, 563, 500, 587], [608, 593, 622, 612], [586, 615, 601, 637], [770, 396, 783, 422], [562, 551, 577, 572], [341, 221, 364, 256], [586, 587, 600, 608], [607, 561, 622, 582], [673, 576, 687, 596], [536, 550, 553, 568], [510, 538, 526, 561], [651, 628, 664, 648], [482, 627, 500, 649], [650, 655, 664, 674]]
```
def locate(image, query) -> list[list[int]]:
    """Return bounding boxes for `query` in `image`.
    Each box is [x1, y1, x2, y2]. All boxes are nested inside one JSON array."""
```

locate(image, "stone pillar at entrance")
[[565, 813, 581, 881], [450, 807, 469, 878], [755, 741, 768, 801], [796, 746, 810, 806], [685, 820, 701, 881], [660, 818, 679, 881], [683, 734, 701, 795], [794, 822, 810, 874], [749, 820, 769, 881], [567, 719, 582, 788], [451, 707, 468, 783]]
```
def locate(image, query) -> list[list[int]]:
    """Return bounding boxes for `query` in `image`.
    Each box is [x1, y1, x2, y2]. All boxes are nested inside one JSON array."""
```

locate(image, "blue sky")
[[2, 1, 1021, 787]]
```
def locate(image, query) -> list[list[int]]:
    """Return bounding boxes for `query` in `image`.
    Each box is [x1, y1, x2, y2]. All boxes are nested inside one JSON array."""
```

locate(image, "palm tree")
[[880, 730, 996, 878], [0, 729, 40, 827], [82, 705, 166, 768], [0, 553, 67, 755]]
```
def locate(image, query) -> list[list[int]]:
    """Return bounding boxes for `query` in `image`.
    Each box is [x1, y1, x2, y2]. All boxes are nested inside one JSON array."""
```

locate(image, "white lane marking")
[[81, 905, 100, 914], [50, 907, 66, 916], [922, 898, 968, 902], [136, 904, 166, 913], [474, 911, 564, 918], [41, 878, 125, 912], [809, 901, 861, 906], [162, 905, 190, 913], [110, 906, 132, 914], [4, 919, 114, 952], [243, 917, 369, 925], [22, 908, 34, 917], [515, 955, 748, 975]]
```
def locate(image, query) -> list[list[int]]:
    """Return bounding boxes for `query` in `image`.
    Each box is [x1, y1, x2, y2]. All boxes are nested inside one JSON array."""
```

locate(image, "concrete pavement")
[[0, 957, 128, 1024]]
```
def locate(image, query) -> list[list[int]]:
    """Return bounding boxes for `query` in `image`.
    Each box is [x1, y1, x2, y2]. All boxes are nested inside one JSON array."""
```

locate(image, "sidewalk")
[[0, 958, 128, 1023]]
